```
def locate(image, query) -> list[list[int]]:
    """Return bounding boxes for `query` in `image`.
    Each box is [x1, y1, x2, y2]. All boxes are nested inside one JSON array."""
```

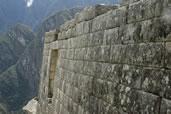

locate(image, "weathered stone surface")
[[160, 98, 171, 114], [36, 0, 171, 114], [23, 98, 38, 114], [104, 28, 119, 45], [127, 0, 163, 23], [142, 68, 171, 98], [75, 4, 119, 23], [166, 42, 171, 69], [120, 0, 140, 6], [110, 43, 165, 67], [44, 30, 57, 43], [92, 6, 127, 32], [88, 31, 104, 47]]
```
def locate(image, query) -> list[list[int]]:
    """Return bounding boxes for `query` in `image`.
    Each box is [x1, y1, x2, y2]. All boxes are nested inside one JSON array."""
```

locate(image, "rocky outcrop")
[[23, 98, 38, 114], [37, 0, 171, 114]]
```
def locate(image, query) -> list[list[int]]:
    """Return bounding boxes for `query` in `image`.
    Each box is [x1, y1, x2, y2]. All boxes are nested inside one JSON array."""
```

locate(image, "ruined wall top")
[[44, 0, 171, 44]]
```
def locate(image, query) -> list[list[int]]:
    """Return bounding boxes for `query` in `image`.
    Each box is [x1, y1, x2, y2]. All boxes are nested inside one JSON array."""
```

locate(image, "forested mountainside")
[[0, 7, 83, 113], [0, 0, 119, 34], [0, 24, 35, 114], [0, 24, 35, 75]]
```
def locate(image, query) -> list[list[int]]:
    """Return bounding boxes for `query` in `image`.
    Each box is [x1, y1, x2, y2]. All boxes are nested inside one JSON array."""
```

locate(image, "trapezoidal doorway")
[[48, 49, 58, 99]]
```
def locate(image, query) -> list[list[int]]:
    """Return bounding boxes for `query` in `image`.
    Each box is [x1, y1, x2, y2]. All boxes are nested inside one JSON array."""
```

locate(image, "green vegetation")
[[0, 7, 83, 113], [0, 24, 35, 74]]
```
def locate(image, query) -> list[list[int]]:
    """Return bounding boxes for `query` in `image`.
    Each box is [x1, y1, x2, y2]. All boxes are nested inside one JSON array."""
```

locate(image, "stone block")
[[65, 28, 72, 39], [59, 49, 67, 59], [165, 42, 171, 69], [60, 19, 76, 31], [142, 68, 171, 99], [74, 48, 87, 60], [160, 98, 171, 114], [78, 74, 93, 93], [101, 63, 142, 89], [75, 4, 119, 23], [58, 40, 68, 49], [101, 63, 121, 83], [90, 46, 110, 62], [91, 6, 127, 32], [124, 43, 165, 67], [92, 81, 160, 113], [121, 65, 142, 89], [119, 23, 143, 44], [93, 62, 102, 78], [79, 34, 89, 48], [44, 30, 57, 43], [140, 18, 171, 42], [88, 31, 104, 47], [104, 28, 119, 45], [127, 0, 163, 23], [110, 44, 126, 64], [66, 49, 75, 60], [83, 61, 94, 76], [73, 61, 84, 74], [75, 21, 90, 36], [44, 44, 50, 50], [43, 50, 50, 56], [120, 0, 140, 6]]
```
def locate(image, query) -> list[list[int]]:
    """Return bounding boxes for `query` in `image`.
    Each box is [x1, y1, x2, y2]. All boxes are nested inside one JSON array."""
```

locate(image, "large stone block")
[[160, 98, 171, 114], [119, 23, 143, 44], [93, 46, 111, 62], [101, 63, 122, 84], [83, 61, 95, 76], [88, 31, 104, 47], [75, 4, 119, 23], [75, 21, 90, 37], [104, 28, 120, 45], [77, 74, 93, 93], [101, 63, 142, 89], [74, 48, 87, 60], [92, 81, 160, 113], [142, 68, 171, 98], [120, 0, 140, 6], [60, 19, 76, 31], [59, 49, 67, 59], [44, 30, 58, 43], [110, 43, 165, 67], [110, 44, 126, 64], [165, 42, 171, 69], [91, 6, 127, 32], [127, 0, 163, 23], [73, 61, 84, 74], [66, 49, 75, 60]]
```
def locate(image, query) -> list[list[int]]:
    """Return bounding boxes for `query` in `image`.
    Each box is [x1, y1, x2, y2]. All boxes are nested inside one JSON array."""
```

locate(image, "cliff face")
[[37, 0, 171, 113]]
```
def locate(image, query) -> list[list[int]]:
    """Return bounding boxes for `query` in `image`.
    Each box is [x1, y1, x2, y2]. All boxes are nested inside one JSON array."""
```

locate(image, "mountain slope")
[[0, 24, 35, 74], [0, 7, 83, 112], [0, 0, 119, 34]]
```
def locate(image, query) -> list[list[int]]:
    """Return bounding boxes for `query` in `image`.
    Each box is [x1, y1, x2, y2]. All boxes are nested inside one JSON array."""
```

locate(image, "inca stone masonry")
[[24, 0, 171, 113]]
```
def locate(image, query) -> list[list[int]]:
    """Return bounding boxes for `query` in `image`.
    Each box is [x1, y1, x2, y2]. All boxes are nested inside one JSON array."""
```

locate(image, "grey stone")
[[142, 68, 171, 98], [75, 4, 119, 23], [166, 42, 171, 69], [120, 0, 140, 6], [127, 0, 163, 23], [160, 98, 171, 114]]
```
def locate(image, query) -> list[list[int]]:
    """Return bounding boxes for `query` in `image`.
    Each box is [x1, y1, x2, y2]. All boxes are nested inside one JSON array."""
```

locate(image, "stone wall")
[[37, 0, 171, 113]]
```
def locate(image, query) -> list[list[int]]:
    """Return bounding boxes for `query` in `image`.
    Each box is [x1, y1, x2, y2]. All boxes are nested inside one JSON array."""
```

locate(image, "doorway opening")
[[48, 49, 58, 99]]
